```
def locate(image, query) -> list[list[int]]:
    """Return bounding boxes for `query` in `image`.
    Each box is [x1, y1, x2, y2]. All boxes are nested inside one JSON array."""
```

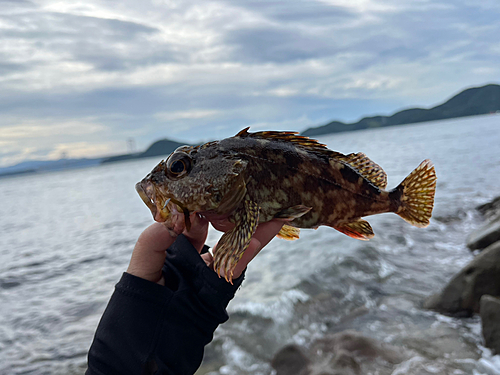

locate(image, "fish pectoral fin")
[[213, 198, 260, 284], [274, 205, 312, 220], [216, 173, 247, 214], [277, 224, 300, 240], [334, 219, 374, 240]]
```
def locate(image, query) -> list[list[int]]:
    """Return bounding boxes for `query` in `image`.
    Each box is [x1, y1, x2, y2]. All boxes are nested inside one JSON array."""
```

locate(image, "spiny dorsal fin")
[[234, 128, 387, 189], [336, 152, 388, 189], [334, 219, 374, 240], [234, 127, 332, 154]]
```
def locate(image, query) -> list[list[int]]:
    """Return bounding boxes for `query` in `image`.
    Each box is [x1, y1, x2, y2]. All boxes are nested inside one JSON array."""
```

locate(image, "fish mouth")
[[135, 180, 175, 222], [135, 180, 191, 232], [135, 181, 159, 219]]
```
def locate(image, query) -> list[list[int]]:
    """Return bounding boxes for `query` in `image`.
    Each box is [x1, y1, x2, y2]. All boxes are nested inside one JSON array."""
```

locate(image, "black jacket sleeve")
[[86, 234, 244, 375]]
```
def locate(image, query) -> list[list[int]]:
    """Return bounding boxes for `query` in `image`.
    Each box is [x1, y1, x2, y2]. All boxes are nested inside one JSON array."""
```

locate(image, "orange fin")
[[392, 159, 437, 227], [334, 219, 374, 240], [274, 205, 312, 220], [277, 224, 300, 240], [334, 152, 387, 189]]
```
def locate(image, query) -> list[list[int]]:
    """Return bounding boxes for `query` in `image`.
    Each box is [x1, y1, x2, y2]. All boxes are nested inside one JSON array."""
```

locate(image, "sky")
[[0, 0, 499, 167]]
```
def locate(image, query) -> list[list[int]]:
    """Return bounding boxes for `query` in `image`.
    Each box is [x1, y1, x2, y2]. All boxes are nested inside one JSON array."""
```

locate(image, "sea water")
[[0, 114, 499, 374]]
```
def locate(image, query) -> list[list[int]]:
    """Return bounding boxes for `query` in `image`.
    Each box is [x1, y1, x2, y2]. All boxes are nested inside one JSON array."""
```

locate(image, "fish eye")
[[166, 152, 192, 178], [170, 160, 186, 174]]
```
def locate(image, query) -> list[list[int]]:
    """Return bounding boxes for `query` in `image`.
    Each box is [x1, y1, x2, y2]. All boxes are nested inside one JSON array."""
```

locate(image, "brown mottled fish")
[[136, 128, 437, 282]]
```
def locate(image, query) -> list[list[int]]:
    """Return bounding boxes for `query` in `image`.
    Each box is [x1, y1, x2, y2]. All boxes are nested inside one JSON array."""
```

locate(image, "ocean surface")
[[1, 115, 500, 374]]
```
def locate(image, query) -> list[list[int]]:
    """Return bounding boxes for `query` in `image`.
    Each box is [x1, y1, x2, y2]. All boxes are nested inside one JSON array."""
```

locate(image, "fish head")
[[136, 144, 248, 233]]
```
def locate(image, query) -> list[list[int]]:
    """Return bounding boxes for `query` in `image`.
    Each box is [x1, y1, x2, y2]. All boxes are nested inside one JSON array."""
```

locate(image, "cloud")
[[0, 0, 499, 167]]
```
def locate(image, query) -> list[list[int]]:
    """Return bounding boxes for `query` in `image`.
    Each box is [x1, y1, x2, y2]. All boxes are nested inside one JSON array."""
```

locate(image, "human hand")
[[203, 218, 285, 280], [127, 213, 209, 285], [127, 214, 284, 284]]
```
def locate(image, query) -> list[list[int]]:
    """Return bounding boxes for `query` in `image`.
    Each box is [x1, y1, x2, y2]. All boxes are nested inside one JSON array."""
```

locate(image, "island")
[[302, 83, 500, 137]]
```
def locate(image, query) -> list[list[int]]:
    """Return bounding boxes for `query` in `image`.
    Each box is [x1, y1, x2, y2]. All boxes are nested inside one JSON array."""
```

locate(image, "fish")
[[136, 128, 437, 283]]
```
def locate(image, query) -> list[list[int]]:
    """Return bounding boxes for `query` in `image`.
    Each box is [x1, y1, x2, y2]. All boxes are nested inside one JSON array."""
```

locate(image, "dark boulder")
[[466, 214, 500, 251], [271, 331, 405, 375], [424, 241, 500, 316], [271, 344, 311, 375], [480, 295, 500, 355], [477, 196, 500, 220]]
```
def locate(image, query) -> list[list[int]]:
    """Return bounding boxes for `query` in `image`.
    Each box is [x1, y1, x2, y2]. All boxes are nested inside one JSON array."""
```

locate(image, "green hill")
[[101, 139, 187, 164], [302, 83, 500, 137]]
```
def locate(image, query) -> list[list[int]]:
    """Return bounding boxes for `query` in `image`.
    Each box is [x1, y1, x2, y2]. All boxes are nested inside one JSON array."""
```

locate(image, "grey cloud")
[[0, 11, 174, 73]]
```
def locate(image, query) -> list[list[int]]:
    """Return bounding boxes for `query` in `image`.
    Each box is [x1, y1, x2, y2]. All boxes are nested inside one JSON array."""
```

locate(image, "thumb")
[[127, 223, 176, 284]]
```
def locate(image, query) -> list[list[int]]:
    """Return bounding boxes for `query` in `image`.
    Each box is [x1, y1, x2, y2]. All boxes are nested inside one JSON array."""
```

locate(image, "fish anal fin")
[[334, 219, 374, 241], [335, 152, 388, 189], [274, 205, 312, 220], [277, 224, 300, 240]]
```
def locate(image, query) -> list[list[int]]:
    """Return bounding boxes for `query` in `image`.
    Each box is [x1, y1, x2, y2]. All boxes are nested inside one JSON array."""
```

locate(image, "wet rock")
[[308, 349, 361, 375], [271, 344, 310, 375], [309, 331, 405, 365], [424, 241, 500, 316], [477, 196, 500, 220], [480, 295, 500, 355], [466, 214, 500, 251], [272, 331, 405, 375]]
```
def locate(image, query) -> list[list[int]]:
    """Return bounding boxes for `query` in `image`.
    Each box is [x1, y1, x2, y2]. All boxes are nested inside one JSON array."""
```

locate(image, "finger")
[[252, 219, 286, 249], [183, 213, 209, 253], [127, 222, 176, 283], [201, 252, 214, 269], [212, 219, 285, 280], [209, 218, 234, 232], [231, 219, 285, 276], [229, 237, 262, 279]]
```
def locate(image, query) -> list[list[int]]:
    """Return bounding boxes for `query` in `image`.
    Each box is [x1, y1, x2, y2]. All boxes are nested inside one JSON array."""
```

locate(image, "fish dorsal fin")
[[234, 128, 387, 189], [336, 152, 387, 189], [234, 128, 332, 154]]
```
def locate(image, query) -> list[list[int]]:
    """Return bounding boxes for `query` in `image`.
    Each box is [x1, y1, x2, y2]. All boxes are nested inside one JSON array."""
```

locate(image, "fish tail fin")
[[391, 159, 437, 228]]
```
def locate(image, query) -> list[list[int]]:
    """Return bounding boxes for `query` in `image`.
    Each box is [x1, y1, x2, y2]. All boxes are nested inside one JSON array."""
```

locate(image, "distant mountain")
[[302, 83, 500, 137], [0, 158, 102, 178], [101, 138, 187, 164]]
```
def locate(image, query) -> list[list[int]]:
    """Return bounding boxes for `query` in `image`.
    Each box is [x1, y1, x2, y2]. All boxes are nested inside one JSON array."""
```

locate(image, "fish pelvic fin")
[[277, 224, 300, 240], [213, 198, 260, 284], [391, 159, 437, 228], [334, 219, 374, 240]]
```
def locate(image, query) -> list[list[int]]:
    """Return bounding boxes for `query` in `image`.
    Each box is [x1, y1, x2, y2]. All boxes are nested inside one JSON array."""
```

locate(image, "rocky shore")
[[270, 196, 500, 374], [424, 196, 500, 355]]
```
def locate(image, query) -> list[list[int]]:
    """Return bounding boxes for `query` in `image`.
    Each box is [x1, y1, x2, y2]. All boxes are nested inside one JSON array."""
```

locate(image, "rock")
[[309, 331, 404, 365], [467, 214, 500, 251], [477, 196, 500, 220], [308, 349, 361, 375], [480, 295, 500, 355], [424, 241, 500, 316], [271, 331, 405, 375], [271, 344, 311, 375]]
